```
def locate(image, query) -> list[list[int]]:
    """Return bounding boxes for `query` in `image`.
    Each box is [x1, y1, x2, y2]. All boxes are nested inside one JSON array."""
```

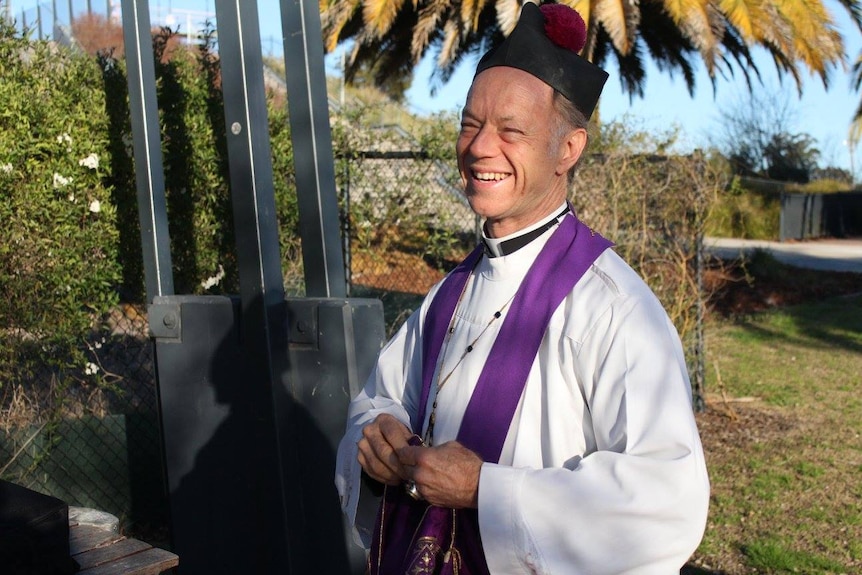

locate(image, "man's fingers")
[[377, 414, 413, 447], [356, 414, 413, 484], [396, 444, 422, 468], [361, 427, 402, 477], [357, 443, 401, 485]]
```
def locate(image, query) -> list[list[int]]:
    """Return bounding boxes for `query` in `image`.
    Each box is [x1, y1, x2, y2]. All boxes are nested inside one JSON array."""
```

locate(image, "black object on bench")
[[0, 480, 79, 574]]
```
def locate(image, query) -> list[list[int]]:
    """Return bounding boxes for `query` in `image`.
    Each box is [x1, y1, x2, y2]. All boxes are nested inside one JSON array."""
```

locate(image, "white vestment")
[[335, 215, 710, 575]]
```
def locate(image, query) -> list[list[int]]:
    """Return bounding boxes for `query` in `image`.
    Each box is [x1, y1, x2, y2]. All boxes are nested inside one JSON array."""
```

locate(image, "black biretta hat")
[[475, 1, 608, 118]]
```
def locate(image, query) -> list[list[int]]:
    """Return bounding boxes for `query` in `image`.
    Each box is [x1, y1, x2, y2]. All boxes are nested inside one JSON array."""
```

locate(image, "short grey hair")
[[552, 90, 590, 183]]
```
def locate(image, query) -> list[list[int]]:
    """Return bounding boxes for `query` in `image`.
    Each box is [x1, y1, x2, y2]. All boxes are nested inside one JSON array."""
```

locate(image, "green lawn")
[[690, 293, 862, 574]]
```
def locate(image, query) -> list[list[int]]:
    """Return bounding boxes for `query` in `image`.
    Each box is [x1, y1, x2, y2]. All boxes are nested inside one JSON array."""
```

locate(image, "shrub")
[[98, 26, 303, 298], [0, 22, 305, 407], [706, 176, 781, 240], [786, 178, 852, 194], [573, 121, 728, 407], [0, 21, 120, 390]]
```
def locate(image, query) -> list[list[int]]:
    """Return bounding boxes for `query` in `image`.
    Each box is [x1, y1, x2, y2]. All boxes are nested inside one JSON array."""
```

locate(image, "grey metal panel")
[[285, 298, 385, 442], [119, 0, 174, 302], [151, 295, 383, 575], [151, 296, 293, 574], [783, 191, 862, 240], [285, 297, 386, 575], [279, 0, 347, 298]]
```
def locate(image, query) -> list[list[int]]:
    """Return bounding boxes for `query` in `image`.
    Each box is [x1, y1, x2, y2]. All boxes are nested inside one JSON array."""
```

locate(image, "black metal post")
[[120, 0, 174, 303], [212, 0, 286, 324], [210, 0, 303, 572], [279, 0, 347, 297]]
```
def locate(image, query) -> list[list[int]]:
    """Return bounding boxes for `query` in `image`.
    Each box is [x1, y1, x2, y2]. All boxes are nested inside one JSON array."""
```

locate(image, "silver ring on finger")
[[404, 480, 422, 501]]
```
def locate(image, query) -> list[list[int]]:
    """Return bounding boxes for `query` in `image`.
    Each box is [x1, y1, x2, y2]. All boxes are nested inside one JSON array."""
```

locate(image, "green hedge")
[[0, 21, 119, 385], [0, 24, 304, 394], [705, 176, 781, 240]]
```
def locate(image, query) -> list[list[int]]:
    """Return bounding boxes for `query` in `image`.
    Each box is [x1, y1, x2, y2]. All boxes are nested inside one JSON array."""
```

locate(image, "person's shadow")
[[158, 295, 363, 574]]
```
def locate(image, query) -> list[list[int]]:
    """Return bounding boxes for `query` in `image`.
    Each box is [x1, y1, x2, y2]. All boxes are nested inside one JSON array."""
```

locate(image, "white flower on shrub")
[[57, 133, 72, 152], [89, 200, 101, 213], [201, 264, 225, 290], [53, 172, 72, 188], [0, 163, 12, 174], [68, 193, 76, 202], [84, 362, 99, 375], [79, 153, 99, 170]]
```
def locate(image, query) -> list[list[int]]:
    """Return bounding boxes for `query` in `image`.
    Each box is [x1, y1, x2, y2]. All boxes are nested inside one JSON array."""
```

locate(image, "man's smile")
[[471, 170, 512, 182]]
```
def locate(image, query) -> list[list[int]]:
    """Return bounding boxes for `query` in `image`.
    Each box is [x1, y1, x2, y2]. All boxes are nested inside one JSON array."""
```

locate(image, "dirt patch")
[[696, 399, 800, 447], [704, 256, 862, 317], [351, 248, 447, 295]]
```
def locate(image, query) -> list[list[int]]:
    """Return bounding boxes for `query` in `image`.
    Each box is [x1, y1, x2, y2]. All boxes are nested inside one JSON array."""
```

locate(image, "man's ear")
[[556, 128, 588, 176]]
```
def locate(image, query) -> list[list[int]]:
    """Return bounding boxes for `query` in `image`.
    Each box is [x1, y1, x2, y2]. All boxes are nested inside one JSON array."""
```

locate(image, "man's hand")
[[357, 414, 414, 486], [398, 441, 483, 509]]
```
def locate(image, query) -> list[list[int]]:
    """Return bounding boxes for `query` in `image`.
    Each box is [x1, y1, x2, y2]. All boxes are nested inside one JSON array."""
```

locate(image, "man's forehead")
[[464, 66, 554, 110]]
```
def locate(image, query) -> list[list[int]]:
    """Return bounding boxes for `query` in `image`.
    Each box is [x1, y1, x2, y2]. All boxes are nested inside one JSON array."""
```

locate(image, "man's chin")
[[464, 193, 504, 217]]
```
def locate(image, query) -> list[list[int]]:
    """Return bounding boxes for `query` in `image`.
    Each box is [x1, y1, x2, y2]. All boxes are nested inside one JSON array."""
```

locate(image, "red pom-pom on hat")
[[475, 2, 607, 117], [540, 3, 587, 53]]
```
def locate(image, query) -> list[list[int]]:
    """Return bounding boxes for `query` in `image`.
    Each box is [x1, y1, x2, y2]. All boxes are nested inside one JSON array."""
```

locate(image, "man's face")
[[457, 66, 579, 238]]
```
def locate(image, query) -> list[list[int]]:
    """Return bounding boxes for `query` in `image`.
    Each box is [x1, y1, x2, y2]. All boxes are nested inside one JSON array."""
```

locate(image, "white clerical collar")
[[483, 203, 570, 258]]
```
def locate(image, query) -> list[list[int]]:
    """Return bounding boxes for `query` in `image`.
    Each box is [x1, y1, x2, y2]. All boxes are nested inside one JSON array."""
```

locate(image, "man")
[[335, 2, 710, 573]]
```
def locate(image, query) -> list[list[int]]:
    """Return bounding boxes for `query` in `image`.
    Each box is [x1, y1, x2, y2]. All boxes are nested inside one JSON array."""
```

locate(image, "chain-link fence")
[[338, 147, 479, 331], [0, 305, 165, 529]]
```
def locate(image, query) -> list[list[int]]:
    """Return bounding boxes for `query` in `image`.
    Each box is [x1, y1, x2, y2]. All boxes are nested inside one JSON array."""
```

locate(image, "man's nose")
[[467, 125, 498, 157]]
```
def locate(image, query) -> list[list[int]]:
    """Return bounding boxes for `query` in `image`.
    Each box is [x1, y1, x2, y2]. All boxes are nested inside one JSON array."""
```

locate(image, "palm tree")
[[850, 51, 862, 142], [320, 0, 861, 101]]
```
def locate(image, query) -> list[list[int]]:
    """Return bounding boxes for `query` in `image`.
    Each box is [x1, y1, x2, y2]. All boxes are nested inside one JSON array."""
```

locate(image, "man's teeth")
[[474, 171, 509, 181]]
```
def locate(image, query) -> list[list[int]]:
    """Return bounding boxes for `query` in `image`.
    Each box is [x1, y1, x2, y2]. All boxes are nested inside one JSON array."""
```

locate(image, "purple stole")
[[368, 213, 612, 574]]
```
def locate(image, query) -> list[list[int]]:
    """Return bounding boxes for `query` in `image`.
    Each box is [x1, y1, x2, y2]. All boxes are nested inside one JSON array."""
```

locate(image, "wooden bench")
[[69, 521, 178, 575]]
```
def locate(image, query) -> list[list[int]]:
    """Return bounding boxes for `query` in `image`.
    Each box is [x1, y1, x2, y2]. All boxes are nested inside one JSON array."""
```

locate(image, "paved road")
[[706, 237, 862, 273]]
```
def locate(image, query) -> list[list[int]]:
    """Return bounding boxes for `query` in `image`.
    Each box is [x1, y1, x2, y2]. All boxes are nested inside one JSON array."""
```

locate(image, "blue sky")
[[400, 3, 862, 173], [8, 0, 862, 172]]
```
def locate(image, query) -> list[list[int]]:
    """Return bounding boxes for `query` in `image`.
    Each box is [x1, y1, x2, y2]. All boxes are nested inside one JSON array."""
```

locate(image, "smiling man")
[[334, 2, 710, 573]]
